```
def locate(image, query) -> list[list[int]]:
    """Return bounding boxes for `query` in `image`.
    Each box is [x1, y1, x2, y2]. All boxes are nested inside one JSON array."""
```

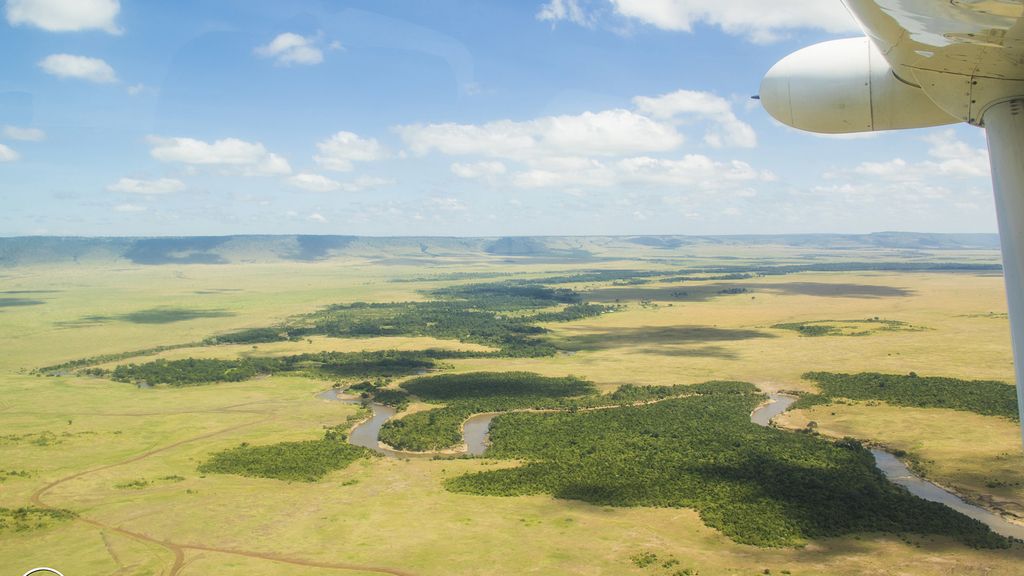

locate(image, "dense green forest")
[[43, 281, 616, 375], [799, 372, 1019, 420], [198, 426, 371, 482], [109, 350, 451, 386], [374, 374, 745, 452], [444, 386, 1009, 549], [205, 282, 615, 358], [401, 372, 595, 400]]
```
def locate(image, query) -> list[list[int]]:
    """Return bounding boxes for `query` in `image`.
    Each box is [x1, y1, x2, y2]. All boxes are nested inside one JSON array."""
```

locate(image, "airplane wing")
[[760, 0, 1024, 446], [844, 0, 1024, 124]]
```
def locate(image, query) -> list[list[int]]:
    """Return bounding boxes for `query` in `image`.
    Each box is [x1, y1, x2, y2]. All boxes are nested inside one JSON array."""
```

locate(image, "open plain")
[[1, 234, 1022, 575]]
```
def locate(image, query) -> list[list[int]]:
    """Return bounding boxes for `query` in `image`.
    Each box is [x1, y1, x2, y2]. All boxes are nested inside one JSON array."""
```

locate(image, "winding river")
[[320, 388, 1024, 539]]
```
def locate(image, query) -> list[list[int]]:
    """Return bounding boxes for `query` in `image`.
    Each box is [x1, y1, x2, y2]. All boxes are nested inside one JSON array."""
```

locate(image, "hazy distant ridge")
[[0, 233, 1001, 267]]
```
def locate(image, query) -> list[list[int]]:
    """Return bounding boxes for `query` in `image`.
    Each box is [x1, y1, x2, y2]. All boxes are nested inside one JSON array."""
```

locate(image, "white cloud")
[[314, 131, 386, 172], [398, 109, 683, 160], [148, 136, 291, 176], [308, 212, 328, 223], [833, 130, 990, 183], [39, 54, 117, 83], [512, 157, 617, 189], [255, 33, 324, 66], [633, 89, 756, 148], [107, 177, 186, 195], [2, 126, 45, 141], [612, 0, 857, 42], [0, 144, 19, 162], [922, 130, 991, 177], [539, 0, 857, 43], [616, 155, 762, 188], [289, 172, 341, 192], [6, 0, 121, 34], [812, 130, 993, 223], [511, 154, 767, 191], [397, 89, 768, 195], [537, 0, 594, 27], [451, 161, 507, 179], [289, 172, 391, 192]]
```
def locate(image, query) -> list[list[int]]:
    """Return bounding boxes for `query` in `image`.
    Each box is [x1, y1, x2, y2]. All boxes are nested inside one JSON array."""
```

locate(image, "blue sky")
[[0, 0, 997, 237]]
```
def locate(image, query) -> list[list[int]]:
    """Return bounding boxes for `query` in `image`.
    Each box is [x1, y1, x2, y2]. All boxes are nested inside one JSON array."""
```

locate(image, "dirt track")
[[29, 406, 415, 576]]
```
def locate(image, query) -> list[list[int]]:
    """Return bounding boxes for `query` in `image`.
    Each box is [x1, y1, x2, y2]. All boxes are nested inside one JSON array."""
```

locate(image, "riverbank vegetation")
[[376, 374, 751, 452], [799, 372, 1019, 420], [107, 350, 453, 386], [445, 384, 1010, 549], [378, 372, 599, 451]]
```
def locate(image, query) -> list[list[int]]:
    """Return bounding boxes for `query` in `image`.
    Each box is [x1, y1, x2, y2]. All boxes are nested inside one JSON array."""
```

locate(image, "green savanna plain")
[[2, 238, 1024, 575]]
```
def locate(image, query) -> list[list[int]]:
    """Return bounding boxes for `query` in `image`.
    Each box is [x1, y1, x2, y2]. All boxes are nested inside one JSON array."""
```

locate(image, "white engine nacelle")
[[759, 37, 958, 134]]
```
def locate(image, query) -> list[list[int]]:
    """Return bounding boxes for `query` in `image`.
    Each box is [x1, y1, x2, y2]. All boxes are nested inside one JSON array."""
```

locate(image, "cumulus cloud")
[[395, 87, 767, 195], [148, 136, 291, 176], [107, 177, 186, 195], [539, 0, 858, 43], [921, 130, 991, 177], [307, 212, 328, 223], [832, 130, 990, 182], [633, 89, 756, 148], [397, 109, 683, 160], [255, 33, 324, 66], [0, 144, 19, 162], [3, 126, 46, 141], [6, 0, 121, 34], [314, 131, 386, 172], [812, 130, 993, 221], [39, 54, 117, 83]]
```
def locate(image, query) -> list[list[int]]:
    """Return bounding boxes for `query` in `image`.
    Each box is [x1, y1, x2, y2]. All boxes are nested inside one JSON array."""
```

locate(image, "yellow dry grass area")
[[438, 272, 1014, 393], [2, 260, 1023, 575]]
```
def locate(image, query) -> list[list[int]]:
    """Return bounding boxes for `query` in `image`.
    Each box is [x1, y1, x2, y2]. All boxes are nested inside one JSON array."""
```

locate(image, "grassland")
[[2, 238, 1023, 575]]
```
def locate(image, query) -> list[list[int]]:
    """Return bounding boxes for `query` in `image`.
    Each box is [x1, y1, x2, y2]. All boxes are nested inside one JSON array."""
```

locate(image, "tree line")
[[798, 372, 1019, 420]]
